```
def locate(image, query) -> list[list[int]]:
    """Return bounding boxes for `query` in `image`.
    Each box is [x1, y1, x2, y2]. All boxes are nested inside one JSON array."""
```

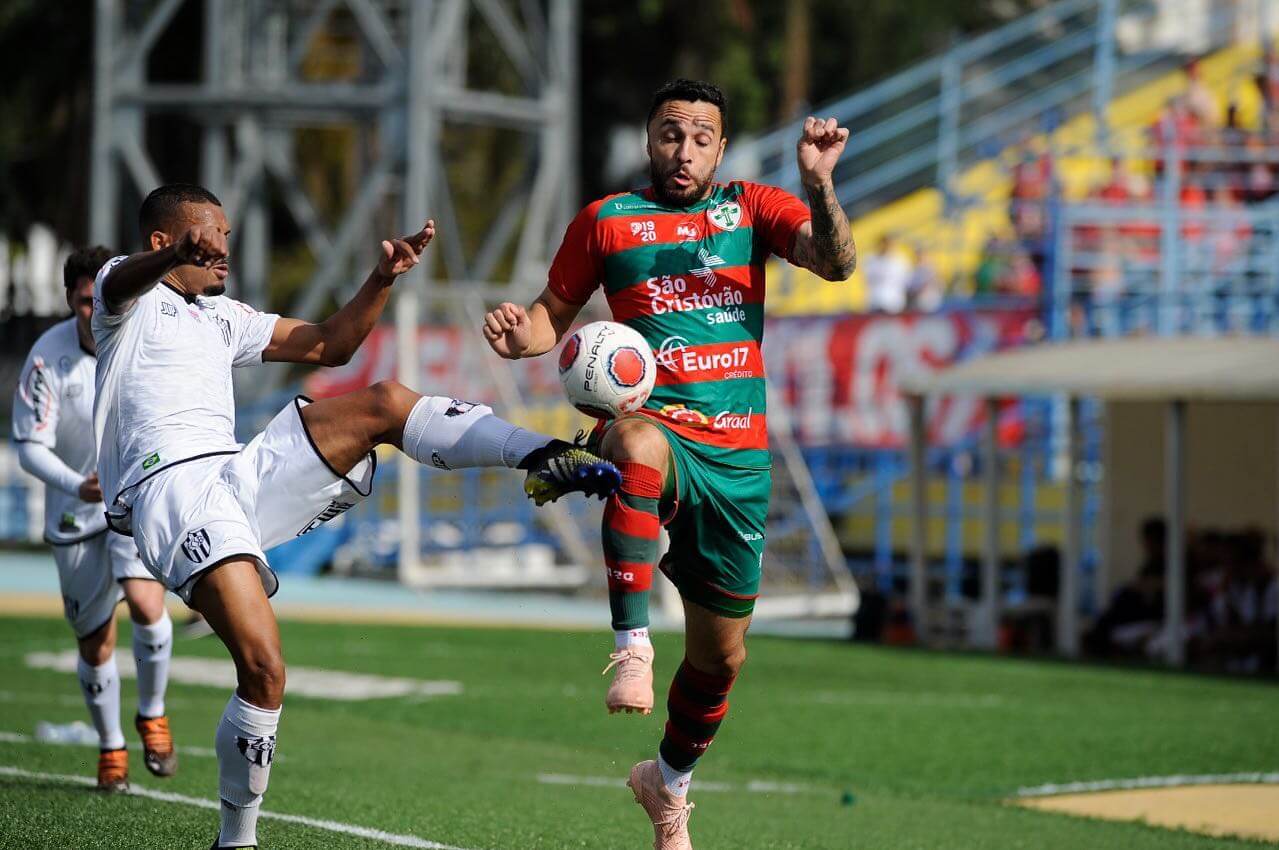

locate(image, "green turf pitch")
[[0, 615, 1276, 849]]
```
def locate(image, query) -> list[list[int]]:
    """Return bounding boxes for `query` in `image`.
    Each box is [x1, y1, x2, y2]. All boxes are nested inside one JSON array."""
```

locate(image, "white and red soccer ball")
[[557, 321, 656, 419]]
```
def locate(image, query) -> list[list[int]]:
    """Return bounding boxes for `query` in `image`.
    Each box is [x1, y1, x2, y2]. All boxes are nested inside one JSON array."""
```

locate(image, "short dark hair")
[[138, 183, 222, 237], [647, 78, 727, 129], [63, 245, 115, 291]]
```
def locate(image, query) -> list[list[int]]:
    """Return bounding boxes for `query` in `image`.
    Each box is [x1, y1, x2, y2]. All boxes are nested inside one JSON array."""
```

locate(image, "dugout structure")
[[903, 336, 1279, 668]]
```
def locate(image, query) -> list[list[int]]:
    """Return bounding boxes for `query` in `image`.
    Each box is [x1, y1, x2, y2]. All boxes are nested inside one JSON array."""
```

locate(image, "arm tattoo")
[[799, 181, 857, 281]]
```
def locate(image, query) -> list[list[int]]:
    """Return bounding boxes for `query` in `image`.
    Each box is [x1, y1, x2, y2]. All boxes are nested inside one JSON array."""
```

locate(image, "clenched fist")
[[482, 302, 533, 359], [797, 116, 850, 187]]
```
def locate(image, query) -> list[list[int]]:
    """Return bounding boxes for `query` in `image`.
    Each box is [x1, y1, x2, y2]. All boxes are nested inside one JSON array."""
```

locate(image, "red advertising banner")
[[304, 308, 1038, 448]]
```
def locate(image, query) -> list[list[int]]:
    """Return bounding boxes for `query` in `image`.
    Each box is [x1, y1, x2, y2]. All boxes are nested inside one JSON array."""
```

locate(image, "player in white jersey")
[[12, 246, 178, 794], [94, 184, 619, 850]]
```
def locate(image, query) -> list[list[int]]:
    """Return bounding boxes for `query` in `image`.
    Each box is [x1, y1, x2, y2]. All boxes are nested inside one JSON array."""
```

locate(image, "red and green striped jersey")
[[548, 181, 811, 469]]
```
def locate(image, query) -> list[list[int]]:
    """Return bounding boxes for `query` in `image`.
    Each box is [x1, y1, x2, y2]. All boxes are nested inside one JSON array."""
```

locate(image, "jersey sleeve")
[[92, 255, 137, 327], [547, 201, 605, 306], [12, 348, 59, 448], [740, 182, 812, 263], [226, 298, 281, 367]]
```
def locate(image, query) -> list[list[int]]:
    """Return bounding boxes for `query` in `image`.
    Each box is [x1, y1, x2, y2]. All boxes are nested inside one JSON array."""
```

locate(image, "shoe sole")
[[525, 462, 621, 505]]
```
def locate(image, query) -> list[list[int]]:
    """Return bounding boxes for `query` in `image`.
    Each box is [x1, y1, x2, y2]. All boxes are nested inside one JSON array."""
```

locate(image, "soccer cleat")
[[628, 760, 695, 850], [96, 747, 129, 793], [135, 713, 178, 777], [520, 439, 621, 506], [603, 645, 655, 715]]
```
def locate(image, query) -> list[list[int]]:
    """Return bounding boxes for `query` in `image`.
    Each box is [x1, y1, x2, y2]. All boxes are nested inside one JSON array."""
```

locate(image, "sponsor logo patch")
[[298, 500, 355, 536], [160, 302, 178, 318], [658, 403, 710, 428]]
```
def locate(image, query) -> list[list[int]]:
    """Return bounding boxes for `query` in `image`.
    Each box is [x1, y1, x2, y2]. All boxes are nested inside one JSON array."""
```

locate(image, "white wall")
[[1103, 400, 1278, 596]]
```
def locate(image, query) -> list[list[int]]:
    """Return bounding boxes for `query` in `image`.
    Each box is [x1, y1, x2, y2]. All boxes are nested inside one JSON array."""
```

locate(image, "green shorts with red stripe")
[[598, 418, 771, 618]]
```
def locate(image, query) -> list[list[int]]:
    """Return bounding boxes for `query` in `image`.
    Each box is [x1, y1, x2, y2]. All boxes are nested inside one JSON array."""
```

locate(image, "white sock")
[[657, 752, 693, 797], [401, 396, 550, 470], [215, 693, 281, 849], [132, 611, 173, 718], [77, 655, 125, 751], [615, 628, 652, 650]]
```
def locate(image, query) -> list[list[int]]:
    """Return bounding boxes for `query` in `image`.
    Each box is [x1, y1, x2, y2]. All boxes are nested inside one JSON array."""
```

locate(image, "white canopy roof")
[[901, 337, 1279, 401]]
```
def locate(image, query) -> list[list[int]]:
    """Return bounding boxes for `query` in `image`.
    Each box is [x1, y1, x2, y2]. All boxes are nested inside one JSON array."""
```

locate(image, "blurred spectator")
[[1198, 530, 1277, 673], [1242, 136, 1276, 202], [1084, 517, 1166, 658], [1010, 150, 1056, 267], [906, 244, 944, 311], [1184, 59, 1220, 128], [862, 234, 912, 313]]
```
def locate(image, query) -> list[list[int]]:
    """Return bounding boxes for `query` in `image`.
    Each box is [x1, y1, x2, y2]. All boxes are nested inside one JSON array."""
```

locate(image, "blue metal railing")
[[724, 0, 1243, 213]]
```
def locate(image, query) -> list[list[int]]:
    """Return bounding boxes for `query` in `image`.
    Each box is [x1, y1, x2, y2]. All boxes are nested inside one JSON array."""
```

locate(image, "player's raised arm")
[[100, 226, 228, 314], [264, 220, 435, 366], [791, 116, 857, 281], [483, 288, 583, 360]]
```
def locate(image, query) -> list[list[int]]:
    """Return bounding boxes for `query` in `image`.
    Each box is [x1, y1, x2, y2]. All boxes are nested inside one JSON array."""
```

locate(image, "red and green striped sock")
[[602, 461, 663, 632], [658, 658, 736, 774]]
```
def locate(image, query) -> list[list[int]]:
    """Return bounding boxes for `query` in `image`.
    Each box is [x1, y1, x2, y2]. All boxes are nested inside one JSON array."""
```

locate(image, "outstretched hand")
[[377, 219, 436, 277], [796, 116, 850, 187], [482, 302, 533, 359]]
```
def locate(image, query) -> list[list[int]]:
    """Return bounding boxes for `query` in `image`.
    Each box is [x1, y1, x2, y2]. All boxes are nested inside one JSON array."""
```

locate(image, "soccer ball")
[[557, 321, 656, 419]]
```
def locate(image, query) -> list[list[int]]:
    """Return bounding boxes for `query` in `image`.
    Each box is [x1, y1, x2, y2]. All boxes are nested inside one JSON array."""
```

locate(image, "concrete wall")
[[1102, 401, 1278, 597]]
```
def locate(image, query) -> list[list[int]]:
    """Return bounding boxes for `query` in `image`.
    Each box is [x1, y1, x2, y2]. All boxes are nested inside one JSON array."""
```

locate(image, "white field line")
[[1015, 772, 1279, 798], [25, 649, 462, 701], [0, 729, 218, 759], [0, 765, 476, 850], [534, 772, 813, 795]]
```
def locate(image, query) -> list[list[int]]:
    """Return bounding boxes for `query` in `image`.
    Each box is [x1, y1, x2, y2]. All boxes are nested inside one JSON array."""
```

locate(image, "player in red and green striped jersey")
[[484, 79, 854, 849]]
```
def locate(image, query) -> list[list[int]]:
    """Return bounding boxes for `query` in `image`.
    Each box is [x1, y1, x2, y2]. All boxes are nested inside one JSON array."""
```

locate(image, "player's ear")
[[149, 230, 170, 252], [716, 135, 728, 168]]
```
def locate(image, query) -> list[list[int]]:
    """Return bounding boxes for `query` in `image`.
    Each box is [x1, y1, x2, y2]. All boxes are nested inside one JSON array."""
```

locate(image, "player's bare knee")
[[693, 642, 747, 680], [123, 582, 166, 625], [237, 647, 286, 707], [78, 630, 115, 666], [366, 380, 421, 434], [601, 417, 668, 469]]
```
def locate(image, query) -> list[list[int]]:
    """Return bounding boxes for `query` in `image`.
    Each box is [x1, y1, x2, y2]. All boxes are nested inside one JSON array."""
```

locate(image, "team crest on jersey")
[[181, 528, 212, 563], [58, 356, 72, 373], [708, 201, 742, 232]]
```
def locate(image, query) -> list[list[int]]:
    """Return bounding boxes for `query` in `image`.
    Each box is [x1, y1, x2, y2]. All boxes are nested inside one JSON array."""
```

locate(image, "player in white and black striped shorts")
[[93, 183, 620, 850]]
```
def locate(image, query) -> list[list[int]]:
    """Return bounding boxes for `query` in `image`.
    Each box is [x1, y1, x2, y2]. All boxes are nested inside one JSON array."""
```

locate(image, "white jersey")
[[11, 319, 104, 543], [91, 256, 279, 504]]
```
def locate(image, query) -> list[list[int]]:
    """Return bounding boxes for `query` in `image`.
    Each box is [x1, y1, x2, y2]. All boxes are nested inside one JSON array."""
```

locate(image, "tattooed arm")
[[791, 116, 857, 282]]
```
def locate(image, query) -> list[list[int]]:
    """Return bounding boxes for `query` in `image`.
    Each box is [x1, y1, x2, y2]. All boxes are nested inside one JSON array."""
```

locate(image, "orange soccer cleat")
[[96, 747, 129, 793], [135, 714, 178, 777]]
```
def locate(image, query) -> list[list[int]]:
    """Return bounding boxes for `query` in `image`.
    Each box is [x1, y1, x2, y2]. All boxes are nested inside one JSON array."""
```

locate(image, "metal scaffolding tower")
[[91, 0, 583, 576]]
